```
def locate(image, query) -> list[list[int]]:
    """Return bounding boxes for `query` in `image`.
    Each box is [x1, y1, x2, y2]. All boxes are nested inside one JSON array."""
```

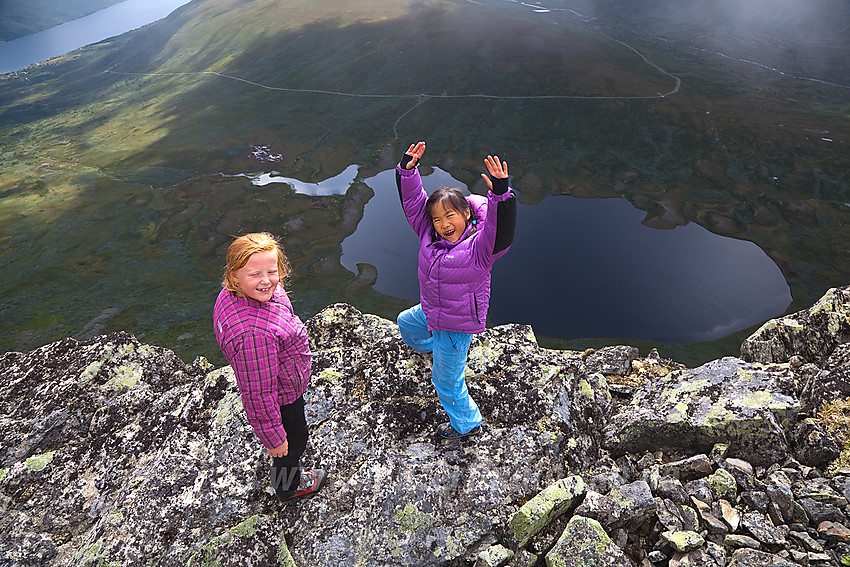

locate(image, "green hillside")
[[0, 0, 124, 41], [0, 0, 848, 365]]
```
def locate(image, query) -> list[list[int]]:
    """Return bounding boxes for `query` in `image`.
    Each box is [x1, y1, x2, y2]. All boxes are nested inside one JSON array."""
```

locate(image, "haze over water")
[[0, 0, 192, 74]]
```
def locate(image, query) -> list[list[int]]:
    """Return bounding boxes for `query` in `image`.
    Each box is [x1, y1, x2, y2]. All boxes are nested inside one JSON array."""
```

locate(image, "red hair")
[[222, 233, 291, 297]]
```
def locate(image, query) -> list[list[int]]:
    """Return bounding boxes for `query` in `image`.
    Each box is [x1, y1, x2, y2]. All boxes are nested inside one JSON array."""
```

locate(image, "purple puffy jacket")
[[396, 164, 515, 334]]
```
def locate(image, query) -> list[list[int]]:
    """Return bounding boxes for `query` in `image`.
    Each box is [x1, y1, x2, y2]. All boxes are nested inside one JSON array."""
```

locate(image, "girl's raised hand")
[[481, 154, 508, 190], [402, 141, 426, 169]]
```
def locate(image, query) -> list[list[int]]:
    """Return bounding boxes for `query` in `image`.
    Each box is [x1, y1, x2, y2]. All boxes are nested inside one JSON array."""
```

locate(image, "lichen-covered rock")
[[544, 515, 631, 567], [719, 457, 759, 493], [660, 454, 714, 482], [669, 541, 726, 567], [740, 511, 787, 546], [0, 304, 623, 567], [0, 332, 223, 566], [798, 342, 850, 413], [73, 364, 273, 565], [581, 457, 627, 495], [607, 480, 656, 530], [185, 515, 296, 567], [656, 498, 686, 532], [573, 490, 623, 529], [690, 496, 729, 534], [742, 285, 850, 365], [657, 478, 690, 506], [787, 529, 823, 553], [708, 467, 738, 501], [602, 357, 799, 467], [660, 530, 704, 553], [509, 476, 586, 548], [727, 548, 798, 566], [798, 496, 847, 525], [6, 290, 850, 566], [792, 417, 841, 466], [725, 534, 762, 552], [475, 544, 514, 567], [287, 306, 612, 566], [507, 548, 538, 567], [583, 346, 639, 377]]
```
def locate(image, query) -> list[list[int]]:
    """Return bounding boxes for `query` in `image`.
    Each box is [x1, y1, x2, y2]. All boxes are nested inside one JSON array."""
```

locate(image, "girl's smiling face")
[[234, 250, 279, 302], [430, 200, 471, 243]]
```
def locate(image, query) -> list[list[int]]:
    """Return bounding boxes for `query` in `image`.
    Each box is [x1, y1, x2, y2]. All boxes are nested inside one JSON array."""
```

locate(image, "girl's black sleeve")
[[395, 152, 416, 204], [493, 177, 516, 254]]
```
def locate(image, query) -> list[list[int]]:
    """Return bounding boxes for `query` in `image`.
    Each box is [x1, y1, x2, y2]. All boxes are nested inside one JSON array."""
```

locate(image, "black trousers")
[[269, 395, 308, 496]]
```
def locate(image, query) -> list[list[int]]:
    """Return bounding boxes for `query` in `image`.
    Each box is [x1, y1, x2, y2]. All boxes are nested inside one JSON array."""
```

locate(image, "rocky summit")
[[2, 286, 850, 566]]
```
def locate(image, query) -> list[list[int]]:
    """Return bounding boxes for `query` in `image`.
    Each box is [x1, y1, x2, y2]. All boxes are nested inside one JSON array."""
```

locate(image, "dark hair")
[[425, 187, 476, 240]]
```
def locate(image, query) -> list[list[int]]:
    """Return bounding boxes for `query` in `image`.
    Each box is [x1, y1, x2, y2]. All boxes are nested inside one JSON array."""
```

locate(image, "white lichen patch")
[[204, 365, 235, 388], [80, 475, 99, 500], [704, 403, 736, 425], [104, 507, 123, 525], [214, 391, 244, 426], [102, 362, 144, 390], [120, 422, 142, 443], [186, 438, 210, 461], [394, 502, 437, 532], [667, 403, 689, 424], [79, 360, 104, 383]]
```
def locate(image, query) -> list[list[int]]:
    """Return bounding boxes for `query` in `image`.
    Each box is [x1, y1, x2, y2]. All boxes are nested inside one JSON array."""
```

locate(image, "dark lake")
[[0, 0, 192, 74], [335, 167, 792, 344]]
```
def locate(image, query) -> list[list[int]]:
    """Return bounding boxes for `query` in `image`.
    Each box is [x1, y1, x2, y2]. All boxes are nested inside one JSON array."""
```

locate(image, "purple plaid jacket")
[[213, 286, 311, 449]]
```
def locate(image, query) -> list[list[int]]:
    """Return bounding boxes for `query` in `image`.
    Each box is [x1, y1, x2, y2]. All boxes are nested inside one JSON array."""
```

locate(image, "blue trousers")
[[397, 304, 482, 434]]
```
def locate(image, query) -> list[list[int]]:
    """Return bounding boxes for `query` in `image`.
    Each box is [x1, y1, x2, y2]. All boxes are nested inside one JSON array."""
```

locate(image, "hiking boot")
[[277, 469, 326, 502], [437, 422, 481, 439]]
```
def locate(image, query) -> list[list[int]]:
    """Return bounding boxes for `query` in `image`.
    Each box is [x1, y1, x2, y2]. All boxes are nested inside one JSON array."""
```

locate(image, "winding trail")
[[98, 0, 850, 142], [113, 0, 850, 139], [108, 64, 680, 139], [106, 63, 681, 102], [521, 0, 850, 91], [102, 1, 694, 139], [107, 30, 681, 139], [689, 47, 850, 90]]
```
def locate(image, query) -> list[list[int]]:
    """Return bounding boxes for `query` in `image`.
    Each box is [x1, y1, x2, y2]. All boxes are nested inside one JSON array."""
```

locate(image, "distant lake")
[[339, 168, 792, 344], [0, 0, 192, 74]]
